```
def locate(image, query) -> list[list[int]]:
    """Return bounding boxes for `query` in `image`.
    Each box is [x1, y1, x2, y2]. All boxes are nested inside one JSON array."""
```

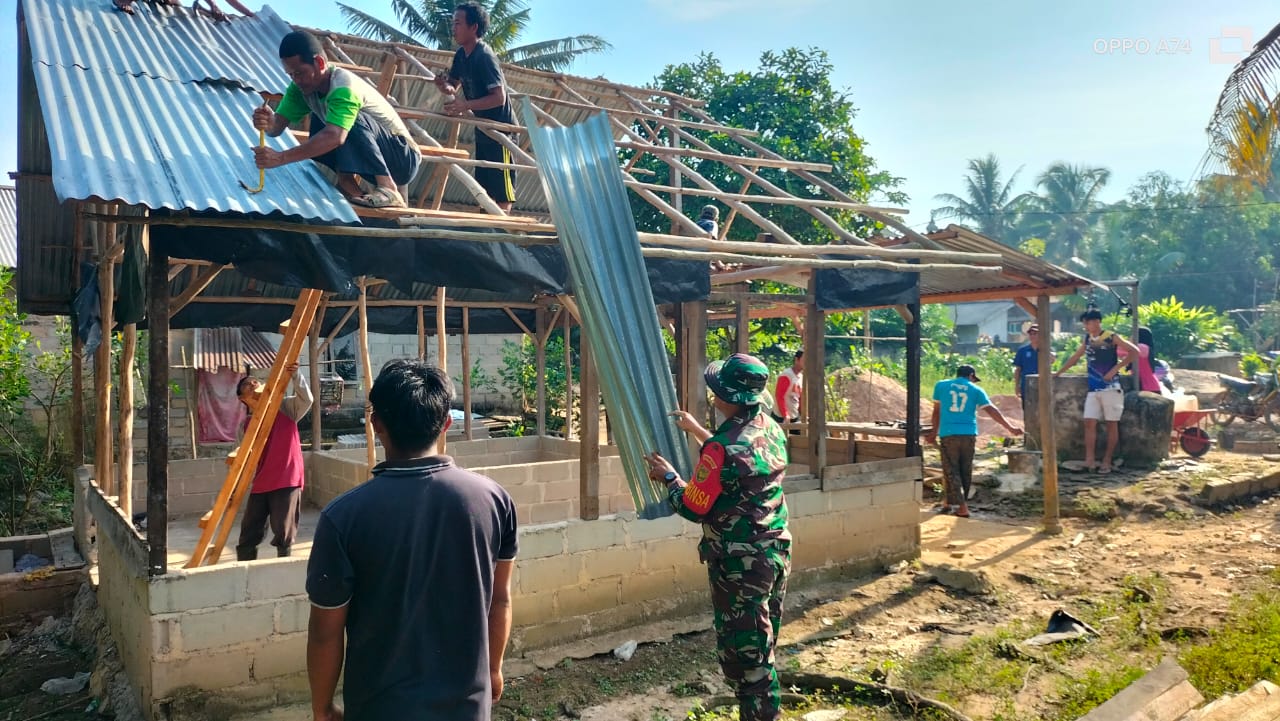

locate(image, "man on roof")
[[251, 31, 422, 209], [433, 3, 517, 212]]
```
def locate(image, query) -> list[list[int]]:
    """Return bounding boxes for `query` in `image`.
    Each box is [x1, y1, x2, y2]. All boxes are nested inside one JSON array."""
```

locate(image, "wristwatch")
[[662, 471, 679, 486]]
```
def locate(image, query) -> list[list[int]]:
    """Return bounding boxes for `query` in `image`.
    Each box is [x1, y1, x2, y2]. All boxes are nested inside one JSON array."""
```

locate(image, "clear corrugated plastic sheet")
[[519, 102, 690, 519]]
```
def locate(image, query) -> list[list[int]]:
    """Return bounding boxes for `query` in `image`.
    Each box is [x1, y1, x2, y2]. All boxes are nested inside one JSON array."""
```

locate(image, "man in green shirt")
[[252, 31, 421, 208]]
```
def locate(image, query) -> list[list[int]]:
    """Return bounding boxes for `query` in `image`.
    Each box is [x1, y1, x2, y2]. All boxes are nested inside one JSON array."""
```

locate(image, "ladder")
[[186, 289, 323, 568]]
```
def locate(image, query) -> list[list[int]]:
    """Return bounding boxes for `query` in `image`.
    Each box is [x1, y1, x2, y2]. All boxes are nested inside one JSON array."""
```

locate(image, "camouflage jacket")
[[667, 406, 791, 559]]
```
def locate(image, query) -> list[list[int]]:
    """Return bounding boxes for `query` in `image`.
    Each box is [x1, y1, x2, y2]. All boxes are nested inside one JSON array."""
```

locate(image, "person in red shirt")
[[771, 351, 804, 425], [234, 363, 313, 560]]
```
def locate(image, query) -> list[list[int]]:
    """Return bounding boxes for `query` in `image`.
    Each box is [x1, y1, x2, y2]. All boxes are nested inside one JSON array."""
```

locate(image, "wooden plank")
[[782, 475, 821, 494], [358, 279, 376, 469], [1195, 681, 1280, 721], [579, 335, 600, 520], [1078, 658, 1201, 721], [822, 457, 923, 491], [117, 325, 136, 517], [855, 440, 907, 463], [187, 289, 322, 567]]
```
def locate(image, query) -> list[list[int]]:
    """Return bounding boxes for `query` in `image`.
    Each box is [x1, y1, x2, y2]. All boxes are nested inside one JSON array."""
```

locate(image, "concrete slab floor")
[[163, 506, 323, 568]]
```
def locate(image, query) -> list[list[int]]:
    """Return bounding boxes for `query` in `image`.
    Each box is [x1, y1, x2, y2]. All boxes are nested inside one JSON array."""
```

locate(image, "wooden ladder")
[[185, 289, 324, 568]]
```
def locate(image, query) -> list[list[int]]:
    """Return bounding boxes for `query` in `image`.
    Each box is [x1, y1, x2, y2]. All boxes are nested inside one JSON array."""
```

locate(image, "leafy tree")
[[932, 154, 1035, 244], [634, 49, 904, 243], [1203, 20, 1280, 200], [1026, 162, 1111, 262], [338, 0, 610, 72]]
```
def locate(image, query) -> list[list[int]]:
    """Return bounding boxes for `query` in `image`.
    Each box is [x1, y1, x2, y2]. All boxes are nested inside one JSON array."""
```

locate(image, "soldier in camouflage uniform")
[[644, 353, 791, 721]]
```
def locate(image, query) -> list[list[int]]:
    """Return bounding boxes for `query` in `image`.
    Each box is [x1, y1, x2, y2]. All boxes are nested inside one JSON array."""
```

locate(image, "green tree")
[[932, 154, 1035, 244], [1203, 20, 1280, 200], [338, 0, 611, 72], [634, 49, 904, 243], [1026, 162, 1111, 262]]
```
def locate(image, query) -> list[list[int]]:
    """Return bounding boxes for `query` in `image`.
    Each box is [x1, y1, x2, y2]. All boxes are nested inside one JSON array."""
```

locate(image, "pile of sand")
[[833, 369, 1023, 446]]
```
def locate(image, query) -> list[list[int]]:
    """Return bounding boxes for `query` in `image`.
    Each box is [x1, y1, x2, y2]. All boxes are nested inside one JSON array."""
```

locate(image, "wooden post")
[[436, 288, 447, 372], [118, 325, 136, 517], [672, 304, 686, 409], [564, 310, 574, 440], [308, 307, 323, 453], [681, 302, 709, 429], [535, 307, 548, 437], [70, 205, 86, 465], [905, 302, 922, 458], [735, 297, 750, 354], [462, 308, 473, 440], [417, 305, 426, 360], [579, 333, 600, 520], [357, 279, 376, 470], [95, 219, 116, 495], [863, 309, 873, 353], [147, 244, 170, 575], [1130, 282, 1141, 347], [804, 276, 826, 475], [1037, 295, 1061, 533]]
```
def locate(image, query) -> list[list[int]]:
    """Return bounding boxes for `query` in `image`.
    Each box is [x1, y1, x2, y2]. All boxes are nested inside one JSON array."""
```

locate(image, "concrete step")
[[228, 704, 310, 721], [1183, 681, 1280, 721], [1079, 657, 1204, 721]]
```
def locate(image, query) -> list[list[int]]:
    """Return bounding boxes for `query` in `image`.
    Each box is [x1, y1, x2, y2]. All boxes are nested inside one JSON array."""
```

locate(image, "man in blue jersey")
[[924, 365, 1022, 517]]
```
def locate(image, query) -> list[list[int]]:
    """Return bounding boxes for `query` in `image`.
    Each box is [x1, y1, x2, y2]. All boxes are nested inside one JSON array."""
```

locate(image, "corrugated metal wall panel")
[[522, 105, 688, 519], [0, 187, 17, 269]]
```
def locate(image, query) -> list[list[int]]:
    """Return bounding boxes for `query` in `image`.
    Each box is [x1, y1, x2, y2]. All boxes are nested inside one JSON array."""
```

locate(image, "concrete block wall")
[[305, 436, 631, 525], [360, 331, 521, 412], [125, 457, 231, 518]]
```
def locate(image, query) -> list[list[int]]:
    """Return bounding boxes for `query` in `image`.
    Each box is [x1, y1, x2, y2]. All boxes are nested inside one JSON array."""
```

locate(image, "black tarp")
[[814, 265, 919, 311], [149, 215, 710, 336], [170, 303, 537, 337]]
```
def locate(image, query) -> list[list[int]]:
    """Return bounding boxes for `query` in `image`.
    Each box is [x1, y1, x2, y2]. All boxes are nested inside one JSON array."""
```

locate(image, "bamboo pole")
[[118, 324, 136, 517], [642, 246, 1001, 273], [398, 119, 506, 216], [417, 305, 426, 359], [70, 204, 85, 465], [358, 278, 376, 470], [623, 178, 906, 215], [95, 215, 116, 496], [615, 140, 832, 173], [507, 90, 758, 136], [1037, 295, 1061, 534], [563, 310, 573, 441], [863, 309, 873, 353], [462, 308, 473, 441]]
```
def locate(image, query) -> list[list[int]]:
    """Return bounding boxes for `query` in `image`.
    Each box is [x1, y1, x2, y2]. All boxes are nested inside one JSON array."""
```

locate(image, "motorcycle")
[[1211, 359, 1280, 430]]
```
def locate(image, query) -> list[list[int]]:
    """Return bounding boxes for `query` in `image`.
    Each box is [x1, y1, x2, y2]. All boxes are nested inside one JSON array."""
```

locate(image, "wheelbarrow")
[[1171, 408, 1215, 458]]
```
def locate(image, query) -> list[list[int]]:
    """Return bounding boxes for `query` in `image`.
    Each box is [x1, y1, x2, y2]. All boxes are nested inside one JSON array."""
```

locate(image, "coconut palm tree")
[[1027, 163, 1111, 263], [932, 154, 1035, 245], [1203, 21, 1280, 199], [337, 0, 610, 73]]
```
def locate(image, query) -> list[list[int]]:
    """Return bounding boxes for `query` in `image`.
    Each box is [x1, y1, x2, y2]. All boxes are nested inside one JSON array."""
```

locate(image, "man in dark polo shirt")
[[306, 360, 518, 721], [434, 2, 516, 211]]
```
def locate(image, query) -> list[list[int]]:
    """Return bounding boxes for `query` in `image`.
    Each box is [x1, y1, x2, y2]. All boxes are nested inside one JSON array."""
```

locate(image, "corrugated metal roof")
[[0, 187, 16, 268], [194, 326, 277, 372], [21, 0, 357, 222], [522, 106, 687, 519]]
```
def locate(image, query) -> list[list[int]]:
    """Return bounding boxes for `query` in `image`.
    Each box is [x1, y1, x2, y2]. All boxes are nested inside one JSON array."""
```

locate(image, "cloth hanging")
[[197, 368, 246, 443]]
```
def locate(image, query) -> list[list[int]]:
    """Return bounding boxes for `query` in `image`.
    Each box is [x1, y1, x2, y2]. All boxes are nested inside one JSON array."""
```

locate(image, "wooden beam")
[[417, 305, 426, 360], [622, 179, 907, 217], [563, 309, 573, 440], [169, 264, 227, 316], [503, 308, 533, 337], [805, 277, 827, 475], [95, 216, 116, 497], [317, 305, 357, 357], [167, 262, 188, 282], [579, 333, 600, 520], [1037, 295, 1061, 534], [535, 307, 548, 437], [358, 278, 376, 470], [894, 305, 914, 324], [375, 51, 399, 96], [680, 301, 709, 429], [462, 308, 473, 441], [1014, 298, 1038, 317], [509, 90, 759, 137], [735, 297, 750, 354], [436, 287, 447, 374], [643, 246, 1000, 273], [640, 234, 1001, 263], [711, 266, 808, 286], [309, 307, 323, 453], [118, 324, 136, 517], [614, 140, 832, 172], [147, 244, 170, 575], [289, 129, 469, 158], [397, 119, 508, 216], [919, 285, 1088, 305]]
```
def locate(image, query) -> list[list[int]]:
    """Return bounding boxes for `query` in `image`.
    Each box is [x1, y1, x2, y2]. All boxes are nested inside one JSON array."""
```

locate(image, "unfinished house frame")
[[16, 1, 1090, 717]]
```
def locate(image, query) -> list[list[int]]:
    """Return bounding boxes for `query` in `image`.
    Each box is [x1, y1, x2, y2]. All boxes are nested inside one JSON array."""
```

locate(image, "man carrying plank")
[[233, 362, 312, 560]]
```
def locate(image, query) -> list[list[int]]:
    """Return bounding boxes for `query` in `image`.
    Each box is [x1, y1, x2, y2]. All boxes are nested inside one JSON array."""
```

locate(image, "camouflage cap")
[[704, 353, 771, 406]]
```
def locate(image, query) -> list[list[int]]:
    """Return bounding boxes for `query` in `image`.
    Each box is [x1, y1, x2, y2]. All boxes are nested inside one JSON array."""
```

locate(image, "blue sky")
[[1, 0, 1274, 227]]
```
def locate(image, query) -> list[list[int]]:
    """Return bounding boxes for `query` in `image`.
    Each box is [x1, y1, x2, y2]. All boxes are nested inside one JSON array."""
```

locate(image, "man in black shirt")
[[306, 360, 518, 721], [434, 2, 516, 211]]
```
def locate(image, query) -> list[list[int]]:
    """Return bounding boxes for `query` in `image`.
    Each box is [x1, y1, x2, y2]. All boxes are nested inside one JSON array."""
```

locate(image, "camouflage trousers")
[[707, 543, 791, 721]]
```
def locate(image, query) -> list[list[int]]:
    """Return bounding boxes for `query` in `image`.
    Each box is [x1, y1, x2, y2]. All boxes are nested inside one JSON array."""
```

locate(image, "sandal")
[[1098, 465, 1112, 475], [350, 186, 406, 209], [936, 506, 954, 515]]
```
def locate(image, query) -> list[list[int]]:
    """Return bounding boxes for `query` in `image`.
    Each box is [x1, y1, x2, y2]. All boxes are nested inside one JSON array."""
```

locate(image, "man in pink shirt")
[[234, 363, 313, 560]]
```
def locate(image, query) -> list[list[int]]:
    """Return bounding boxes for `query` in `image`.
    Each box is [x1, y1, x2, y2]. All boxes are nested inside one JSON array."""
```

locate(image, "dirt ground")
[[495, 449, 1280, 721]]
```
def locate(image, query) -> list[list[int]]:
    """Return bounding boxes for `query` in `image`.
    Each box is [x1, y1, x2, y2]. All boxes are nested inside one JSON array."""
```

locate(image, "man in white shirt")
[[772, 351, 804, 424]]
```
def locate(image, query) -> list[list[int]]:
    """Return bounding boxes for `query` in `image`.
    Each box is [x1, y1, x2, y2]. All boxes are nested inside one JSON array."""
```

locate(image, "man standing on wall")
[[772, 351, 804, 425], [434, 3, 517, 211], [233, 362, 312, 560], [1054, 308, 1140, 474], [643, 353, 791, 721], [307, 360, 517, 720], [924, 365, 1022, 518], [251, 31, 421, 208]]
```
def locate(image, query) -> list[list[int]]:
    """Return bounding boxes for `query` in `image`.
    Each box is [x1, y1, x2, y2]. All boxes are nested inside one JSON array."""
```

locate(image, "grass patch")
[[897, 620, 1039, 703], [1054, 665, 1146, 720], [1180, 589, 1280, 698]]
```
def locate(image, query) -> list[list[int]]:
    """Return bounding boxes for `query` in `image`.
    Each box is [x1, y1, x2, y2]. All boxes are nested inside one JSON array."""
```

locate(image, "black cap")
[[1080, 308, 1103, 322], [956, 364, 981, 382]]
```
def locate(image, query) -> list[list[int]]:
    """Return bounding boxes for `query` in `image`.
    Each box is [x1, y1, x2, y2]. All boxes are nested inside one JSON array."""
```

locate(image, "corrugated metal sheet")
[[0, 187, 16, 269], [194, 326, 277, 372], [521, 104, 688, 519], [21, 0, 357, 222], [23, 0, 293, 89], [905, 225, 1095, 300]]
